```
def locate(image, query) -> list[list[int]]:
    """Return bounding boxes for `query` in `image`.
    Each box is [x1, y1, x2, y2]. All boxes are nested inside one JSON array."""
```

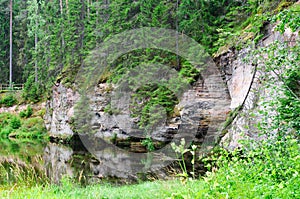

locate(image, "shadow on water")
[[45, 135, 176, 184]]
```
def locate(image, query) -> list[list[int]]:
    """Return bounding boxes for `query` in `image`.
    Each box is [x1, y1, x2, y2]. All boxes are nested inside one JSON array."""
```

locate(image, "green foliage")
[[109, 49, 200, 84], [171, 138, 197, 179], [0, 126, 13, 138], [19, 106, 33, 118], [141, 137, 155, 152], [200, 23, 300, 198], [213, 0, 297, 56], [0, 94, 17, 107], [252, 40, 300, 138], [0, 138, 45, 154], [0, 112, 46, 139], [196, 28, 299, 198], [0, 136, 299, 198], [200, 135, 300, 198], [22, 75, 44, 102], [0, 158, 48, 187], [106, 49, 199, 132], [272, 3, 300, 33], [19, 117, 47, 139], [0, 179, 204, 199], [0, 112, 11, 125], [131, 84, 178, 129], [0, 0, 298, 102], [10, 116, 21, 129], [0, 2, 299, 198]]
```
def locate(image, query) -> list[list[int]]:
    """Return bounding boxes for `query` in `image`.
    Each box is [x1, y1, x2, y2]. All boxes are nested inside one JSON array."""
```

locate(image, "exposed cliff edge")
[[44, 65, 231, 151], [216, 24, 299, 150]]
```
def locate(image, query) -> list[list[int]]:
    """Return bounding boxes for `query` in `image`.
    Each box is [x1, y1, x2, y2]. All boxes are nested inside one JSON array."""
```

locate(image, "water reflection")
[[80, 134, 175, 179], [0, 139, 47, 185], [44, 143, 73, 183], [0, 138, 45, 157], [0, 138, 173, 185]]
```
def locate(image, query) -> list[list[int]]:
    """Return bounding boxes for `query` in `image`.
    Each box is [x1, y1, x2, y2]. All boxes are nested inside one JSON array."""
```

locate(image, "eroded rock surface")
[[45, 68, 231, 150], [44, 84, 80, 139], [217, 25, 299, 150]]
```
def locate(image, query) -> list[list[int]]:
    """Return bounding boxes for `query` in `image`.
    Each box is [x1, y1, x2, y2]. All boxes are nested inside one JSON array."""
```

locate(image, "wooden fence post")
[[0, 83, 24, 91]]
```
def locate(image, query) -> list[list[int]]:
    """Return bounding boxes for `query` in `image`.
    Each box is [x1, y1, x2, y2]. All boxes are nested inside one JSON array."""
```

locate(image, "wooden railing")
[[0, 84, 24, 91]]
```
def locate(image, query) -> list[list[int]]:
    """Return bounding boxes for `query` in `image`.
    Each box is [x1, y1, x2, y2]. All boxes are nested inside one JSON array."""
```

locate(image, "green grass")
[[0, 135, 299, 199], [0, 126, 298, 199], [0, 163, 299, 199], [0, 180, 202, 199]]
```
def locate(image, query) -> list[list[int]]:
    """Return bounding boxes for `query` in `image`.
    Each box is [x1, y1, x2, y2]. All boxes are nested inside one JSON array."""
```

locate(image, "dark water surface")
[[0, 137, 174, 185]]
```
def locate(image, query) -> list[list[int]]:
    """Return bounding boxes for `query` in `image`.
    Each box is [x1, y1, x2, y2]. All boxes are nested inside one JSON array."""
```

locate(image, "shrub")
[[10, 116, 21, 129], [199, 135, 300, 198], [19, 106, 33, 118], [21, 117, 46, 133], [27, 106, 33, 117], [19, 111, 27, 118], [22, 75, 44, 102], [0, 113, 10, 125], [0, 94, 17, 107], [0, 112, 47, 138], [0, 126, 13, 137]]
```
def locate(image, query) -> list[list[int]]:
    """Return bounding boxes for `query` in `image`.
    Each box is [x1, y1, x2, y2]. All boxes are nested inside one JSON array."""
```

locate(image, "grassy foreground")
[[1, 180, 201, 199], [0, 136, 299, 199], [0, 168, 298, 199], [1, 136, 299, 199]]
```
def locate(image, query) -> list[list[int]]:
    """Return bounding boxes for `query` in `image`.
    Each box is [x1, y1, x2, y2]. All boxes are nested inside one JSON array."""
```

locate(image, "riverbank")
[[1, 135, 299, 199], [1, 164, 299, 199]]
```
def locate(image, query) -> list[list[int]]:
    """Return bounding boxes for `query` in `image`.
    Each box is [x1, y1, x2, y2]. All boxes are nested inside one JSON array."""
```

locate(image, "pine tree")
[[0, 0, 10, 83]]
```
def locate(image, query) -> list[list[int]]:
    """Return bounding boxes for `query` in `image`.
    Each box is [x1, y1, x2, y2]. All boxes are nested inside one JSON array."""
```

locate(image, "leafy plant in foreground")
[[171, 138, 197, 180]]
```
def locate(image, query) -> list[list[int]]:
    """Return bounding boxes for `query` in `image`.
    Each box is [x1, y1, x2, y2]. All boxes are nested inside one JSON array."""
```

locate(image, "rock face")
[[44, 63, 231, 153], [44, 25, 298, 157], [44, 84, 80, 139], [44, 61, 231, 177], [216, 25, 299, 150]]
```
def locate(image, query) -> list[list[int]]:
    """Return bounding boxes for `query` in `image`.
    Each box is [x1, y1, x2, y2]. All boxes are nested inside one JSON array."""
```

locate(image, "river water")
[[0, 137, 175, 185]]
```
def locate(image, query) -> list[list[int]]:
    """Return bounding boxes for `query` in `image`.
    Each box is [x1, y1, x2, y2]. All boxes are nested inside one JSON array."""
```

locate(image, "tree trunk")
[[60, 0, 63, 14], [60, 0, 64, 71], [35, 2, 38, 83], [87, 0, 90, 19], [175, 0, 179, 70], [9, 0, 13, 87], [35, 22, 38, 82], [66, 0, 69, 14]]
